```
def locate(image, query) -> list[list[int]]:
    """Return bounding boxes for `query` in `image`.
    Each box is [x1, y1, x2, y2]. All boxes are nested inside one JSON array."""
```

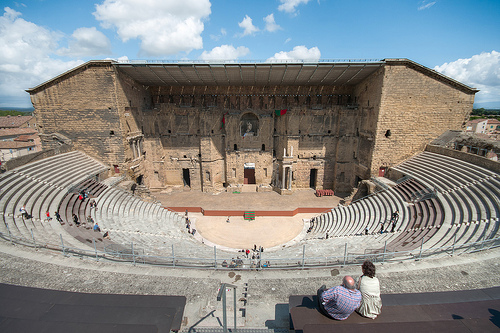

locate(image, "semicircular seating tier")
[[391, 151, 500, 251], [0, 151, 229, 262], [0, 151, 110, 249], [1, 150, 499, 264], [305, 151, 500, 254]]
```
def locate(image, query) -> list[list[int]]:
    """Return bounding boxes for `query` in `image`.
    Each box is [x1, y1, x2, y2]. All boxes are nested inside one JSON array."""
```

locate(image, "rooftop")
[[26, 58, 479, 95], [0, 128, 38, 138], [0, 141, 35, 149], [0, 115, 33, 128]]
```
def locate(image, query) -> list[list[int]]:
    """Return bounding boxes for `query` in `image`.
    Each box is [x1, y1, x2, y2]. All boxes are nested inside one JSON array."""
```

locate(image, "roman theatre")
[[3, 58, 500, 330]]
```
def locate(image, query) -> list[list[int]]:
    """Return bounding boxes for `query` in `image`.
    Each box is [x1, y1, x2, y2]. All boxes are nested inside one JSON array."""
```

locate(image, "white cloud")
[[264, 13, 281, 32], [266, 45, 321, 62], [434, 51, 500, 104], [238, 15, 259, 36], [278, 0, 311, 14], [210, 28, 227, 41], [93, 0, 211, 56], [284, 37, 292, 44], [199, 45, 249, 61], [0, 7, 83, 107], [418, 1, 436, 10], [105, 55, 129, 62], [58, 27, 111, 57]]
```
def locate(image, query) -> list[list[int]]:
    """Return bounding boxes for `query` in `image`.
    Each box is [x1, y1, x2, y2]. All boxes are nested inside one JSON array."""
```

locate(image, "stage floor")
[[155, 188, 341, 212], [154, 189, 342, 250]]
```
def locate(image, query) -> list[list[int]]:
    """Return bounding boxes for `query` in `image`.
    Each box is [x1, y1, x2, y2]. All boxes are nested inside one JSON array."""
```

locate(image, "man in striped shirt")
[[317, 276, 361, 320]]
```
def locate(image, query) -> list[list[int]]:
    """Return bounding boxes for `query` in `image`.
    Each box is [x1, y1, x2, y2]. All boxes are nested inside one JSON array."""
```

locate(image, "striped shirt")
[[320, 285, 361, 320]]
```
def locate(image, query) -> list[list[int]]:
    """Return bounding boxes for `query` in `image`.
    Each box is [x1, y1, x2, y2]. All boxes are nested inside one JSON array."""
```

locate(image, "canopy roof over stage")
[[114, 60, 385, 87], [27, 58, 478, 94]]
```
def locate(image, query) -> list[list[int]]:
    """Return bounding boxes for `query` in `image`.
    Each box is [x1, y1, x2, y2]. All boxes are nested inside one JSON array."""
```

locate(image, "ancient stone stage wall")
[[27, 59, 477, 195]]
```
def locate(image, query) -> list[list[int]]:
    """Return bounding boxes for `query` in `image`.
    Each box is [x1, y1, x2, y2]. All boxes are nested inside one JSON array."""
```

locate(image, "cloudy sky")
[[1, 0, 499, 108]]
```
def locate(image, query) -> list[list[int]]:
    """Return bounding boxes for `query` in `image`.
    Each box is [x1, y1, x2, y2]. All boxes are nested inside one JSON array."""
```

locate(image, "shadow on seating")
[[0, 283, 186, 333]]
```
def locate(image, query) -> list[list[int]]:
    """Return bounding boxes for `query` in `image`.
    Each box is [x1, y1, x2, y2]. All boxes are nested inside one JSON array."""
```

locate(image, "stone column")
[[282, 166, 286, 190], [288, 166, 292, 190], [136, 139, 141, 157]]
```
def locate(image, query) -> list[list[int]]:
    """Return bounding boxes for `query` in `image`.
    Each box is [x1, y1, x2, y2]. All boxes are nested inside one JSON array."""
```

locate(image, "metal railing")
[[116, 59, 385, 65], [2, 224, 499, 271]]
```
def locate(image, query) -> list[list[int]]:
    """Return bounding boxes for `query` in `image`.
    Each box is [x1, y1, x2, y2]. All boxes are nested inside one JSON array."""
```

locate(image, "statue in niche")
[[240, 113, 259, 137]]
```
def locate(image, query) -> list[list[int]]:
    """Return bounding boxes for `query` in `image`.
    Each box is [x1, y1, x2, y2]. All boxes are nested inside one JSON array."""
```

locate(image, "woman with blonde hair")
[[356, 260, 382, 319]]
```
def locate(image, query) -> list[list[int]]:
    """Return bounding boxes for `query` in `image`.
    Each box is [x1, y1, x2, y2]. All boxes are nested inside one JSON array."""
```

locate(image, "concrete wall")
[[425, 145, 500, 173]]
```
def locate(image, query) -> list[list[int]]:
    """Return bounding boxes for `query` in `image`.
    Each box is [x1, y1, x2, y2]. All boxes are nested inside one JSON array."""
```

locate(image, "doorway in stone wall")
[[378, 166, 387, 177], [182, 168, 191, 187], [309, 169, 317, 189], [244, 163, 256, 184]]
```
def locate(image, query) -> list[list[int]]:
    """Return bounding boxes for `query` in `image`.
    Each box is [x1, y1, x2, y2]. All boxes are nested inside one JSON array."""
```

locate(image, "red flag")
[[275, 109, 287, 116], [221, 112, 228, 129]]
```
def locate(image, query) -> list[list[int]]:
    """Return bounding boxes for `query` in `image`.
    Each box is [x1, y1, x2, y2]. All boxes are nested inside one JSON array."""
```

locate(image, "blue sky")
[[1, 0, 499, 108]]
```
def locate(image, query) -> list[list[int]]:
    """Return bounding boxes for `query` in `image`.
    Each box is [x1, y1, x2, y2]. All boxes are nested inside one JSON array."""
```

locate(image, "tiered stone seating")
[[305, 149, 500, 254], [1, 148, 499, 266], [0, 151, 108, 249], [385, 179, 444, 251], [307, 188, 410, 242], [89, 186, 215, 259], [392, 151, 500, 251]]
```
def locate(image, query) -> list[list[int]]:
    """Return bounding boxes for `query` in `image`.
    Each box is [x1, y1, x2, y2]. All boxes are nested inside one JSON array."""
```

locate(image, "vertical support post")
[[6, 223, 12, 244], [418, 237, 424, 260], [222, 286, 227, 333], [60, 234, 65, 256], [31, 229, 36, 249], [452, 232, 457, 256], [481, 224, 487, 250], [302, 245, 305, 269], [93, 238, 98, 260], [233, 287, 237, 333], [288, 167, 292, 190], [382, 241, 387, 263], [343, 243, 347, 266], [214, 246, 217, 269], [131, 242, 136, 266], [172, 244, 175, 268]]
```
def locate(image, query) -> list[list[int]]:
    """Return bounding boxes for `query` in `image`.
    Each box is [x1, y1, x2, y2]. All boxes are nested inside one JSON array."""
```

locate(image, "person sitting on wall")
[[317, 276, 362, 320], [356, 261, 382, 319], [103, 231, 111, 240], [93, 222, 101, 232]]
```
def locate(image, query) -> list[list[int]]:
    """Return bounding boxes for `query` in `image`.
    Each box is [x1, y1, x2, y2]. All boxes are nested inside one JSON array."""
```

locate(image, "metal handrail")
[[217, 283, 237, 333], [1, 230, 498, 271]]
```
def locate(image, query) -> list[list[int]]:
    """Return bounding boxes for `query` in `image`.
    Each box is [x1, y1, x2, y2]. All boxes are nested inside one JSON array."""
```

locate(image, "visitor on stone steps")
[[317, 276, 361, 320]]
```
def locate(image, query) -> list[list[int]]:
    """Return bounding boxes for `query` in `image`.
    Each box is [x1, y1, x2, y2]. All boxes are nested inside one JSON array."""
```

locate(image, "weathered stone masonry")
[[27, 59, 477, 195]]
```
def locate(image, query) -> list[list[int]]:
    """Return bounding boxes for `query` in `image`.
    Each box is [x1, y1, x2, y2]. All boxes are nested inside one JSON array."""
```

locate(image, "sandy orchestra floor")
[[155, 188, 341, 249]]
